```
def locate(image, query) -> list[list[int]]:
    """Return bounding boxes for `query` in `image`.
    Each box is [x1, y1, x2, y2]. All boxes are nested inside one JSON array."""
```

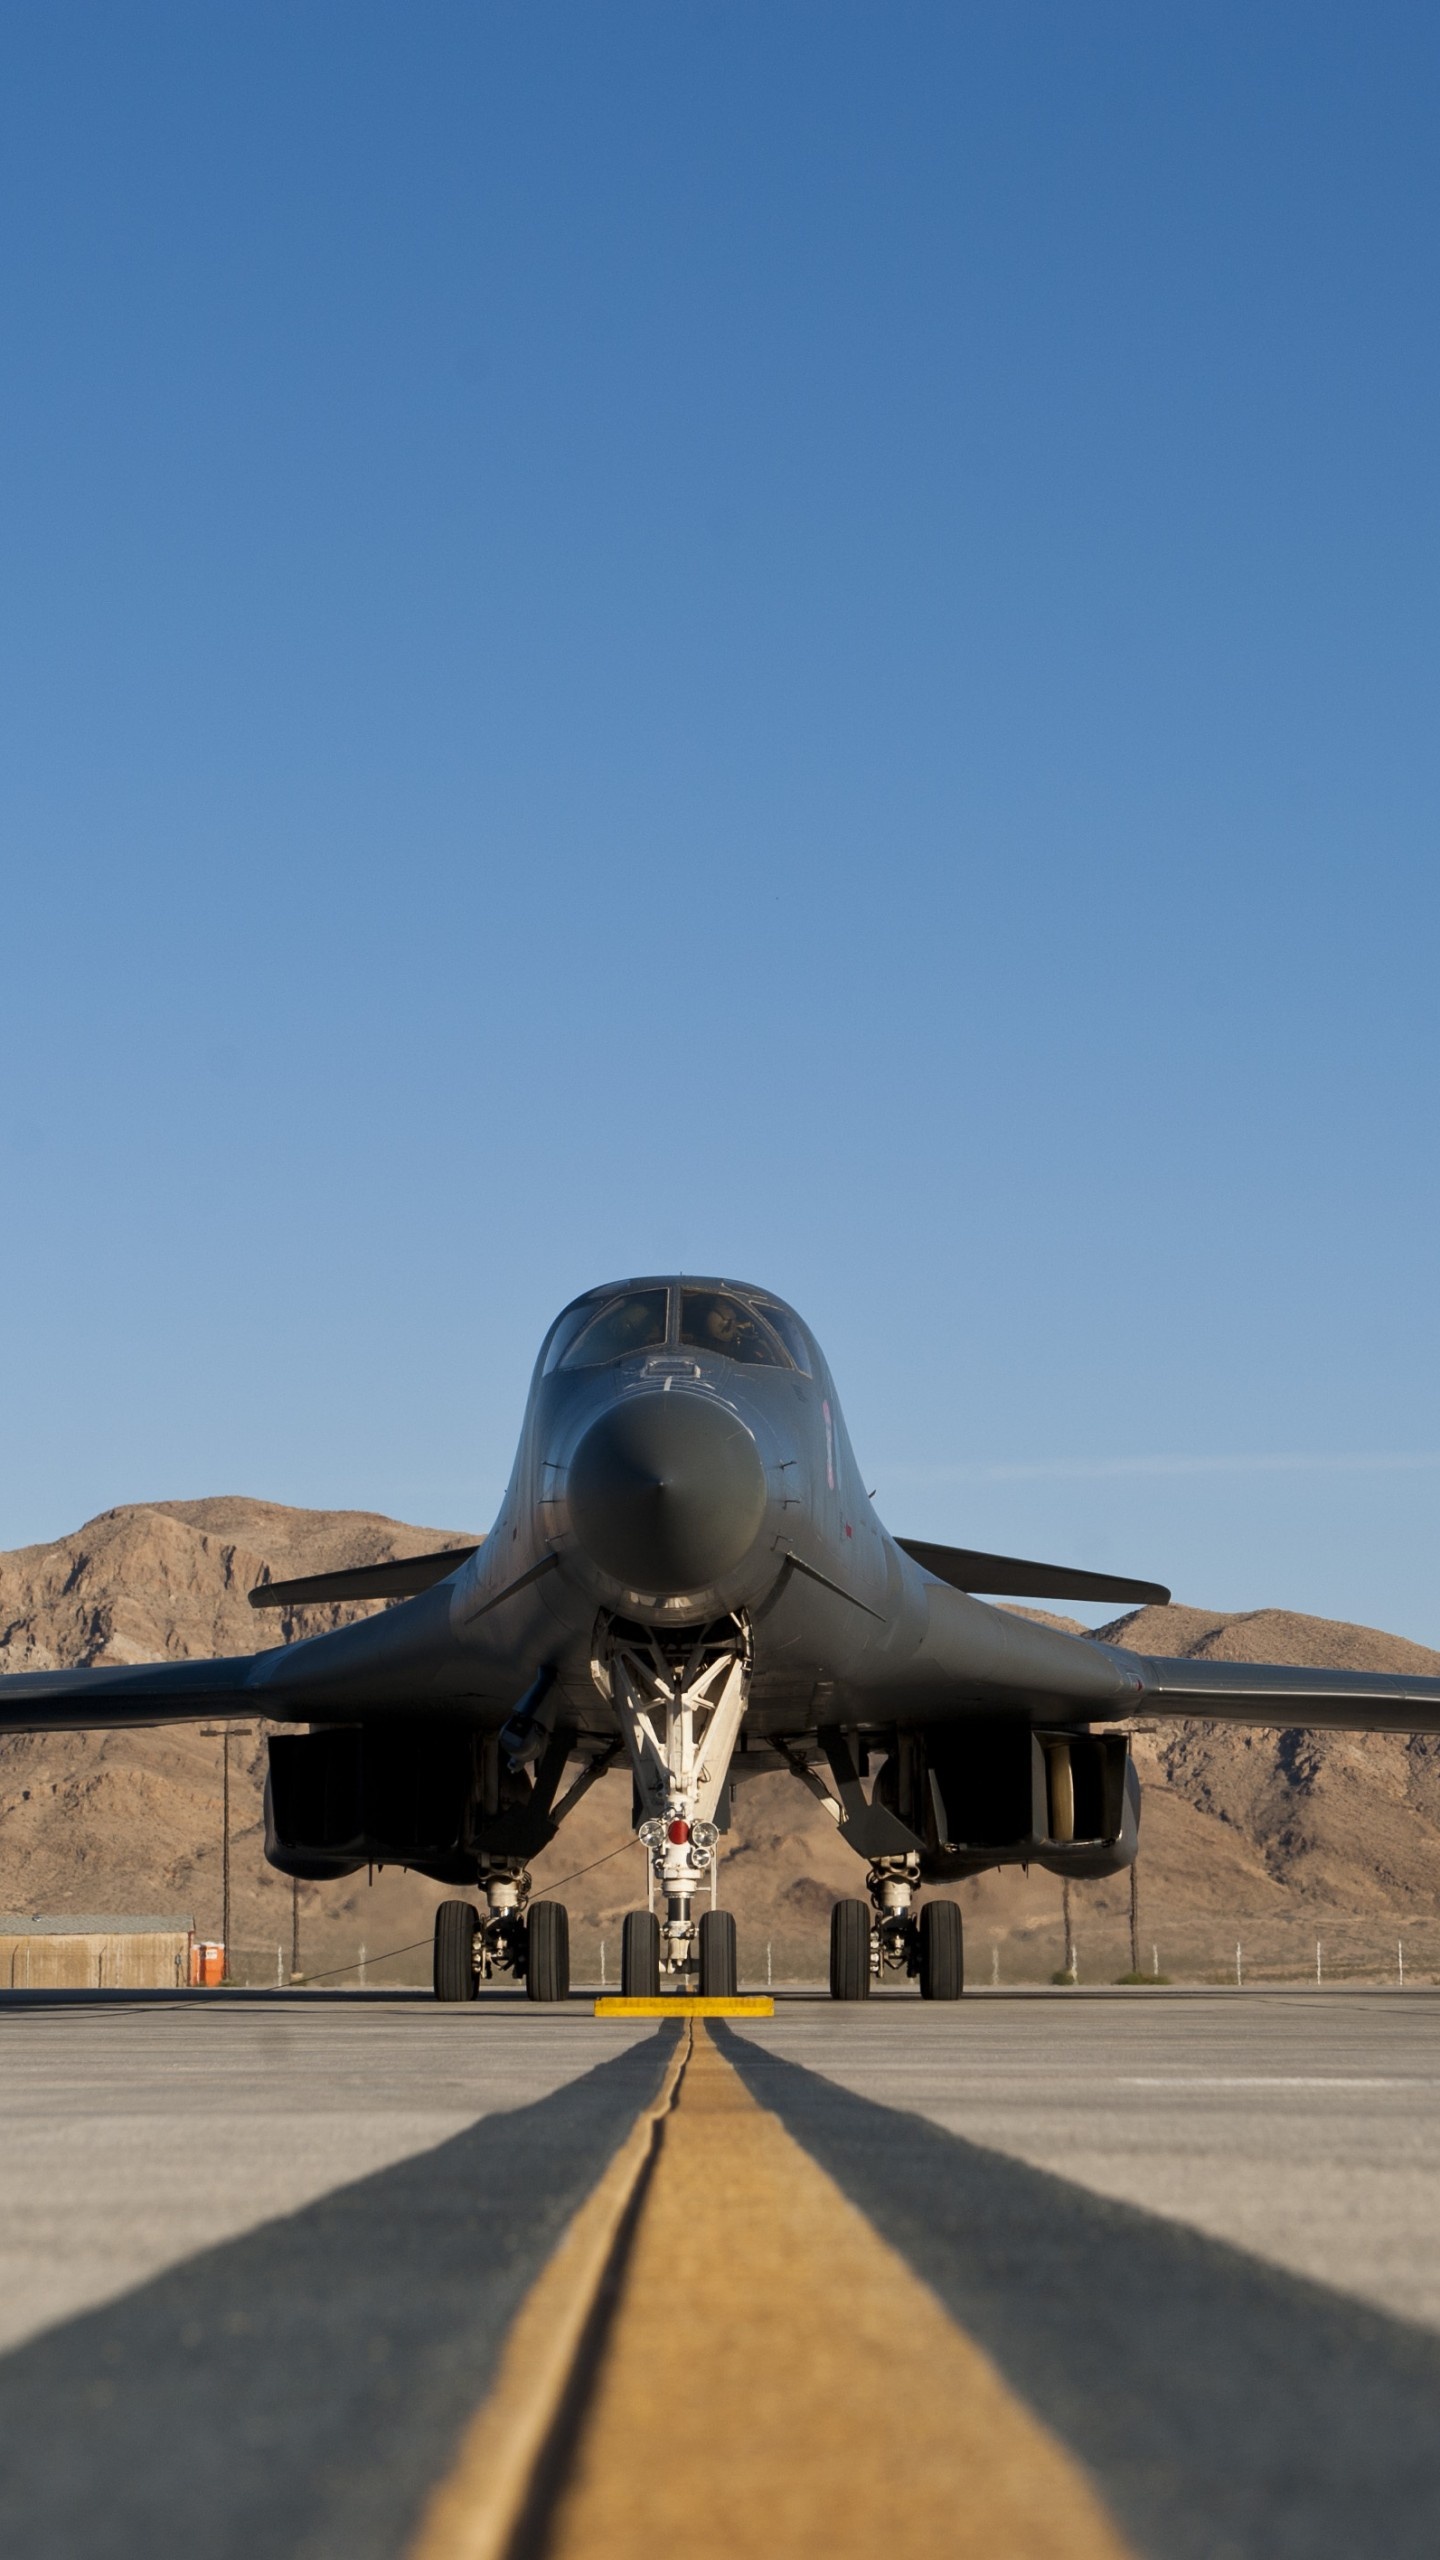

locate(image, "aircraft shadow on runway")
[[719, 2028, 1440, 2560], [2, 2023, 1439, 2560]]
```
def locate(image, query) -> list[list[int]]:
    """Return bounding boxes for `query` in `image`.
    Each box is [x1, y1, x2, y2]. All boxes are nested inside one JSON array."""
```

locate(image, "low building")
[[0, 1914, 195, 1990]]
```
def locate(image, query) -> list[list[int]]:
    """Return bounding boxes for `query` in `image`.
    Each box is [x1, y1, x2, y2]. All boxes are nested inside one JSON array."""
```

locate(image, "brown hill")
[[1094, 1604, 1440, 1944], [2, 1502, 1438, 1985], [0, 1497, 476, 1672], [0, 1501, 479, 1981]]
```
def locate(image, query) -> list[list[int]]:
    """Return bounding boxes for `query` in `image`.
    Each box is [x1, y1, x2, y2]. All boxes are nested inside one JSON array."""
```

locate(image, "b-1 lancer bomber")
[[6, 1275, 1440, 2003]]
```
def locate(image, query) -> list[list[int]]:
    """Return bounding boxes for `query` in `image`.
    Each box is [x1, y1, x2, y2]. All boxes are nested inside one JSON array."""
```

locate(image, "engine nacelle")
[[921, 1722, 1138, 1880], [263, 1722, 570, 1887]]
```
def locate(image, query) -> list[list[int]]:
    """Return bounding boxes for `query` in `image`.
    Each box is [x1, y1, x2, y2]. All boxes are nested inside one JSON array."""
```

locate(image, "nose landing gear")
[[602, 1614, 750, 1992]]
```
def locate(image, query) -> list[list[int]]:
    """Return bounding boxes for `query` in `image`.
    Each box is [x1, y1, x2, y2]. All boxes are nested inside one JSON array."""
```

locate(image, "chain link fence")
[[985, 1913, 1440, 1988], [218, 1912, 1440, 1993]]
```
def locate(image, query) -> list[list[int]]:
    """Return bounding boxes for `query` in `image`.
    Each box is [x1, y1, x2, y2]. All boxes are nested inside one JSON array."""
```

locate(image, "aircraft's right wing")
[[1118, 1649, 1440, 1735], [0, 1654, 263, 1733], [247, 1544, 479, 1610]]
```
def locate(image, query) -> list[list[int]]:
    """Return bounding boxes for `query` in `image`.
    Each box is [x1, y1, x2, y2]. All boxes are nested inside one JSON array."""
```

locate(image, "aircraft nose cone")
[[567, 1392, 768, 1594]]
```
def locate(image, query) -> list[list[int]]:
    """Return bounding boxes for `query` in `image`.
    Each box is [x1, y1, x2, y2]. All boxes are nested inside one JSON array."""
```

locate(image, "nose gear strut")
[[599, 1614, 750, 1981]]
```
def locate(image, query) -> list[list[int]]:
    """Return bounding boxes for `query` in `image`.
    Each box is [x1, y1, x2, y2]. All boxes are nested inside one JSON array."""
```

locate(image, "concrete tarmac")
[[746, 1986, 1440, 2327], [0, 1990, 651, 2353], [3, 1986, 1440, 2559], [0, 1990, 669, 2560]]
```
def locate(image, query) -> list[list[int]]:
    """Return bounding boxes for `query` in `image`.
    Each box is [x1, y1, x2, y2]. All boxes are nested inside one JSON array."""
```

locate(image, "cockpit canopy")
[[543, 1281, 814, 1376], [558, 1288, 668, 1369]]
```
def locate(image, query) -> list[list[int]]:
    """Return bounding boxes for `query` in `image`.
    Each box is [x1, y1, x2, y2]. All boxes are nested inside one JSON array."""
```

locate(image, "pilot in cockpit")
[[681, 1291, 782, 1365], [698, 1298, 743, 1351]]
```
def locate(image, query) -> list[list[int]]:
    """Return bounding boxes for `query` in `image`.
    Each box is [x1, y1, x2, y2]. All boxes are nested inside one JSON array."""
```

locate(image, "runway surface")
[[2, 1986, 1439, 2557], [0, 1994, 653, 2352], [746, 1987, 1440, 2326]]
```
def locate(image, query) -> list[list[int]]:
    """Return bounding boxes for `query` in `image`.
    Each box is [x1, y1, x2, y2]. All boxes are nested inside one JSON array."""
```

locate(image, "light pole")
[[221, 1727, 231, 1980], [199, 1724, 241, 1984]]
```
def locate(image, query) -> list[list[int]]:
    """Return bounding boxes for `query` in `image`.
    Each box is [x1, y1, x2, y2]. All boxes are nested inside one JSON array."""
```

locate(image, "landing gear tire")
[[829, 1898, 873, 2001], [434, 1900, 480, 2002], [622, 1909, 660, 1998], [698, 1908, 738, 1997], [525, 1900, 571, 2003], [918, 1898, 964, 2000]]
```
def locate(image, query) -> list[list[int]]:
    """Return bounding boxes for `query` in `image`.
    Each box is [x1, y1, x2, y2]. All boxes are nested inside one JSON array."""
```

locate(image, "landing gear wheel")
[[525, 1900, 570, 2002], [622, 1909, 660, 1998], [829, 1898, 873, 2001], [698, 1908, 738, 1997], [918, 1898, 964, 2000], [434, 1900, 480, 2002]]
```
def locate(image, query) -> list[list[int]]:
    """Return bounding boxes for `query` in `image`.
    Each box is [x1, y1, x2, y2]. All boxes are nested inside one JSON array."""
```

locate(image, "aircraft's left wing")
[[0, 1655, 264, 1733], [899, 1538, 1169, 1608], [1117, 1648, 1440, 1735]]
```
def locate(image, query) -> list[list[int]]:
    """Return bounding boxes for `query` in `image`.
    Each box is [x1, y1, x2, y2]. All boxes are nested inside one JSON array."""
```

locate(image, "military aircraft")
[[5, 1274, 1440, 2003]]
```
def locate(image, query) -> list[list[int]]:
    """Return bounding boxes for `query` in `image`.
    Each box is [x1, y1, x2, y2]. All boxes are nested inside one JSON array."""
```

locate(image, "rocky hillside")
[[2, 1501, 1438, 1985], [0, 1501, 478, 1982], [1095, 1603, 1440, 1962], [0, 1496, 476, 1671]]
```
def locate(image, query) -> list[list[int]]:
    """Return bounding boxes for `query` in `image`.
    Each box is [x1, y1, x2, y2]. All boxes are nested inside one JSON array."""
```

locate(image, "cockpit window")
[[559, 1288, 669, 1368], [679, 1289, 788, 1366], [751, 1300, 813, 1373], [540, 1302, 598, 1375]]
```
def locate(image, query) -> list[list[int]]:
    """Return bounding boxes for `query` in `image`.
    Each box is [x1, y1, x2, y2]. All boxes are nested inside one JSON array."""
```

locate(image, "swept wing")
[[0, 1654, 262, 1733], [247, 1545, 479, 1609], [1117, 1647, 1440, 1735], [898, 1538, 1169, 1608]]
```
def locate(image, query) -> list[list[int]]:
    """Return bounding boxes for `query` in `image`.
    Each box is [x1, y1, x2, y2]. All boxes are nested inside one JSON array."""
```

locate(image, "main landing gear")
[[605, 1614, 750, 1995], [432, 1863, 572, 2003], [828, 1857, 964, 2001]]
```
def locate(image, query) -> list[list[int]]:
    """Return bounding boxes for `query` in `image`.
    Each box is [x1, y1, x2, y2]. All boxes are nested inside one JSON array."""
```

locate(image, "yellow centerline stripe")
[[408, 2030, 687, 2560], [411, 2023, 1137, 2560]]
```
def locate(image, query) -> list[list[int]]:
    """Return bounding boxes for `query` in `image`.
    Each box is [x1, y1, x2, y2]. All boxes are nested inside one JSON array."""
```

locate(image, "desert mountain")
[[2, 1500, 1439, 1985], [1097, 1603, 1440, 1936], [0, 1497, 476, 1673]]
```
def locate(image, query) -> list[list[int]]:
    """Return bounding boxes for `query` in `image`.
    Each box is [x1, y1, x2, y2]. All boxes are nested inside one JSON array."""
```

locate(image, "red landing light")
[[667, 1819, 691, 1843]]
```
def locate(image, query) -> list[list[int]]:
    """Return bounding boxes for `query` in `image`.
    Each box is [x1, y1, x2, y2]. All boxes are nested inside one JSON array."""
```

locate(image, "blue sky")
[[2, 4, 1437, 1639]]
